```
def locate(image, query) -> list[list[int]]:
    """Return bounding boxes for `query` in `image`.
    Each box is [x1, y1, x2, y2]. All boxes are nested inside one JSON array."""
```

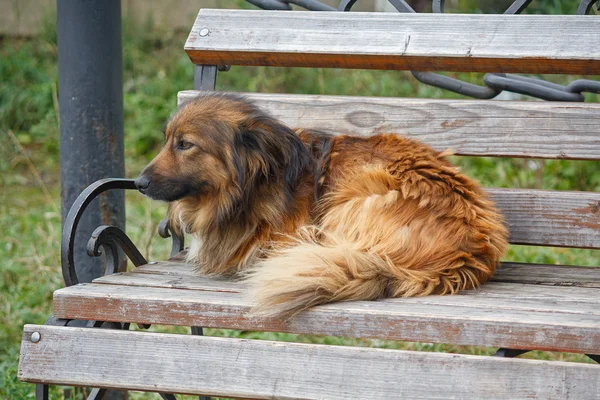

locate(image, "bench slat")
[[93, 267, 600, 314], [53, 281, 600, 354], [179, 92, 600, 161], [185, 10, 600, 74], [489, 188, 600, 249], [101, 261, 600, 289], [494, 263, 600, 287], [100, 265, 241, 291], [19, 325, 600, 399], [90, 272, 600, 312]]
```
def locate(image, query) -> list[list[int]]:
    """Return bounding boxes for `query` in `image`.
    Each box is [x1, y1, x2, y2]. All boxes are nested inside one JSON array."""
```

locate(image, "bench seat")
[[20, 258, 600, 398], [47, 257, 600, 355]]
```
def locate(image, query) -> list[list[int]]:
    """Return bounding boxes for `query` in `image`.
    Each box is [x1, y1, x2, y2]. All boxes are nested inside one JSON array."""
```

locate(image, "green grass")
[[2, 3, 600, 399]]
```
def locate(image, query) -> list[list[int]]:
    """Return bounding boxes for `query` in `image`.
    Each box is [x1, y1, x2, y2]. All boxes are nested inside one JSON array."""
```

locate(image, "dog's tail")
[[244, 231, 390, 317], [243, 228, 482, 318]]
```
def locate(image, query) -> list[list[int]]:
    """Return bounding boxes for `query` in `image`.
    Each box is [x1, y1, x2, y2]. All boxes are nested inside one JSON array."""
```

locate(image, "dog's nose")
[[134, 175, 150, 192]]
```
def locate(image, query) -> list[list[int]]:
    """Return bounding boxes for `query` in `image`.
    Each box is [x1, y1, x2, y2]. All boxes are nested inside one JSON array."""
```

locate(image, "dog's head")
[[135, 92, 312, 207]]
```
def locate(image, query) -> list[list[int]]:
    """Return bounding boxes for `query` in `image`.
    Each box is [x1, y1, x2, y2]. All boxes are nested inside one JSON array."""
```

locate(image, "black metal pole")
[[57, 0, 125, 283], [57, 2, 125, 398]]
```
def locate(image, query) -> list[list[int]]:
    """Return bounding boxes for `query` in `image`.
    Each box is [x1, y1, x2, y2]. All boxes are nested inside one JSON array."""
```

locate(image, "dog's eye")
[[176, 140, 194, 150]]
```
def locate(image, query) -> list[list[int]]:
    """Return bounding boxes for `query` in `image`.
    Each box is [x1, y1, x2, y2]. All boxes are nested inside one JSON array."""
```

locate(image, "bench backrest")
[[182, 9, 600, 251]]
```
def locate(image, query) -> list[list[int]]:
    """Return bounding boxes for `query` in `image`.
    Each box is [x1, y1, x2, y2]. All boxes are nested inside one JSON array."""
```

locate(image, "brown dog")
[[135, 92, 508, 317]]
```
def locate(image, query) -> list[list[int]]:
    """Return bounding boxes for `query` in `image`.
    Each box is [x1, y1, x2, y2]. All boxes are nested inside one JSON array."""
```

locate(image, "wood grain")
[[96, 266, 240, 292], [94, 266, 600, 313], [178, 91, 600, 161], [100, 261, 600, 290], [91, 270, 600, 311], [53, 281, 600, 354], [185, 10, 600, 74], [19, 325, 600, 399], [488, 188, 600, 249], [493, 263, 600, 288]]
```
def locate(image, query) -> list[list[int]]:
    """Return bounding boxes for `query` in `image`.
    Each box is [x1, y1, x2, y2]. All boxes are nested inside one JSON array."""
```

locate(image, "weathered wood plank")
[[19, 325, 600, 399], [494, 263, 600, 288], [92, 269, 600, 314], [96, 267, 241, 292], [178, 91, 600, 161], [134, 261, 198, 277], [488, 188, 600, 249], [185, 10, 600, 74], [92, 272, 600, 312], [100, 261, 600, 290], [53, 282, 600, 354]]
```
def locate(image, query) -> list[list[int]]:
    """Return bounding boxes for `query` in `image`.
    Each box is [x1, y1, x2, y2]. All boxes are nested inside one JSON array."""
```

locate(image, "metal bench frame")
[[19, 2, 600, 399]]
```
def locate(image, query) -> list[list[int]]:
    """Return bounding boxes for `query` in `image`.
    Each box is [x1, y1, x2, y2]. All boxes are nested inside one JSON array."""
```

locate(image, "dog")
[[135, 92, 508, 317]]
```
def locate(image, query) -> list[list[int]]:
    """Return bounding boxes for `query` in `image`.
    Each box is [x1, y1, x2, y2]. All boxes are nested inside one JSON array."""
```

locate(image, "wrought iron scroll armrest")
[[87, 225, 148, 276], [61, 178, 138, 287], [158, 218, 185, 259]]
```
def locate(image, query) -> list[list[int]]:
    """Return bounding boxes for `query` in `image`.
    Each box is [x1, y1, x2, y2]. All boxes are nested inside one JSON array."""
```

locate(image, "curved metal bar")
[[337, 0, 358, 11], [61, 178, 137, 286], [412, 71, 501, 99], [158, 218, 185, 259], [433, 0, 532, 14], [87, 225, 148, 270], [424, 2, 502, 99], [286, 0, 336, 11], [504, 0, 533, 14], [484, 74, 585, 101], [92, 238, 120, 276], [577, 0, 599, 15], [566, 79, 600, 95], [492, 73, 573, 91], [503, 74, 600, 98], [246, 0, 292, 10], [388, 0, 415, 13], [340, 0, 415, 12]]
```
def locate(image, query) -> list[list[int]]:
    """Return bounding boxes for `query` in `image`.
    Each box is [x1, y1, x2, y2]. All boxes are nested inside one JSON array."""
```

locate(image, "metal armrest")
[[61, 178, 184, 286]]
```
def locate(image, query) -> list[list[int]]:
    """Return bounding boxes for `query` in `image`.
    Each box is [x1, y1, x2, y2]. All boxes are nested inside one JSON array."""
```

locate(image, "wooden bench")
[[19, 8, 600, 400]]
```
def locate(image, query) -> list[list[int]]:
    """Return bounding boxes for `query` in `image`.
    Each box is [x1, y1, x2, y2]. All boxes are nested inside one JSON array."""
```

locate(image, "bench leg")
[[194, 65, 217, 91], [35, 317, 69, 399], [36, 383, 49, 400]]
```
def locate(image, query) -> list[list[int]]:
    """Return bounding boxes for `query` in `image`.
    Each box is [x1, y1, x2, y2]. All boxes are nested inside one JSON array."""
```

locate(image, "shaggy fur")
[[135, 92, 508, 317]]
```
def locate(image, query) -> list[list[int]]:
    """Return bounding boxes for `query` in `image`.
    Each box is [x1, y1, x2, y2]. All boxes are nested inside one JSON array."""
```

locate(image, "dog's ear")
[[235, 113, 312, 201]]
